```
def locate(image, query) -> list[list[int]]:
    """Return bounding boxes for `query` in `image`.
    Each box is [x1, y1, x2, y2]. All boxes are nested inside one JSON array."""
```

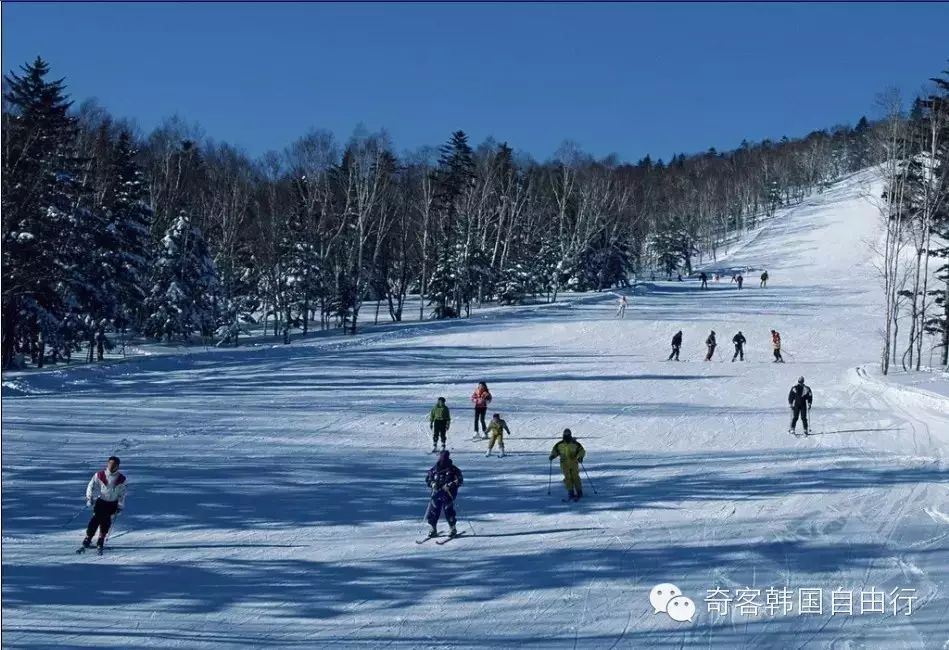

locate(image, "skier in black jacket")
[[788, 376, 813, 435], [425, 451, 464, 538], [705, 331, 717, 361], [668, 331, 683, 361], [731, 331, 746, 362]]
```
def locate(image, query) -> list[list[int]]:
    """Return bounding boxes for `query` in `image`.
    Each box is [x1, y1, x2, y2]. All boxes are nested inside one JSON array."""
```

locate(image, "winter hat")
[[493, 413, 501, 419], [438, 450, 451, 465], [798, 376, 805, 385], [437, 396, 446, 403], [562, 429, 573, 440]]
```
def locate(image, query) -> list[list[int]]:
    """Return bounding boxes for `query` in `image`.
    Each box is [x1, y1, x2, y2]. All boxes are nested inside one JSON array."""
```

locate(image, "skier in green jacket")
[[429, 397, 451, 452]]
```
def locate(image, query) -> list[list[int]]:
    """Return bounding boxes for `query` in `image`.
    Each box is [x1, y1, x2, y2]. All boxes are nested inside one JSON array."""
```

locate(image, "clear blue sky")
[[3, 2, 947, 162]]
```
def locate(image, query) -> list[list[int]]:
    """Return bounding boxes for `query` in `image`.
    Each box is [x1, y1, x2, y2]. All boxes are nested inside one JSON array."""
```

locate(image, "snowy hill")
[[2, 170, 947, 649]]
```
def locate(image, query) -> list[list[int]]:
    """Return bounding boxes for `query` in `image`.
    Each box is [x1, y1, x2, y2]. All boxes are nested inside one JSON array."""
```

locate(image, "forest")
[[2, 57, 946, 373]]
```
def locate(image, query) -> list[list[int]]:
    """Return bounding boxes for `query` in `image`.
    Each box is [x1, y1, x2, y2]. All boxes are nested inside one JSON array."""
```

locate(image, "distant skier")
[[471, 382, 492, 438], [485, 413, 511, 457], [760, 270, 769, 288], [705, 330, 717, 361], [616, 295, 628, 319], [771, 330, 784, 363], [788, 376, 813, 435], [700, 272, 708, 289], [737, 274, 744, 290], [668, 330, 683, 361], [731, 331, 746, 362], [425, 450, 464, 538], [549, 429, 586, 501], [82, 456, 127, 551], [429, 397, 451, 452]]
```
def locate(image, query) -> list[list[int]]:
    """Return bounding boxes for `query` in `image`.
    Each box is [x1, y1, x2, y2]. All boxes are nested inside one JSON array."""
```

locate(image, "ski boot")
[[485, 450, 492, 457], [81, 537, 93, 549], [499, 448, 505, 458], [449, 526, 458, 537], [432, 444, 438, 453], [428, 525, 438, 538]]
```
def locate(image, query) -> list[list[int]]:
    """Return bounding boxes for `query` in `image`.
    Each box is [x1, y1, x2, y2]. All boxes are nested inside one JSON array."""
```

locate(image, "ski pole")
[[547, 458, 553, 495], [580, 462, 598, 494], [103, 512, 120, 546], [441, 485, 476, 536], [65, 504, 88, 526]]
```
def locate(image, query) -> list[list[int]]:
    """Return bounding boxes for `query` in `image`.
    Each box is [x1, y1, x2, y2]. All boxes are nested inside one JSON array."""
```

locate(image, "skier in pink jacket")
[[471, 382, 492, 438]]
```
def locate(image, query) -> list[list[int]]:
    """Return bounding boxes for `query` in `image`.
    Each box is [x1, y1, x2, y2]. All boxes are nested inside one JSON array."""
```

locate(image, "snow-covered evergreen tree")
[[143, 212, 219, 342], [1, 57, 95, 367]]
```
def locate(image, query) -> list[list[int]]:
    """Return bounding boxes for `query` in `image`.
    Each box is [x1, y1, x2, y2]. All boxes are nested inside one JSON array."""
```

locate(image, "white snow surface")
[[2, 170, 948, 649]]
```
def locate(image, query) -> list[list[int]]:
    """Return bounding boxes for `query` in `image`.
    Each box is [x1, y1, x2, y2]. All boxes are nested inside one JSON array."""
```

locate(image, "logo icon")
[[650, 583, 695, 623]]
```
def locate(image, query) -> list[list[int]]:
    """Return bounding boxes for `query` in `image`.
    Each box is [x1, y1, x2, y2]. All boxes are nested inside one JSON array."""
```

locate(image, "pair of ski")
[[789, 430, 810, 437], [76, 545, 106, 556], [416, 531, 468, 545]]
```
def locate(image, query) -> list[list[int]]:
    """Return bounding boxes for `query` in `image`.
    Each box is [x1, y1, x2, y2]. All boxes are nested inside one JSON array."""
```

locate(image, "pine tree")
[[427, 247, 457, 319], [143, 212, 219, 342], [103, 129, 153, 334], [2, 57, 92, 367]]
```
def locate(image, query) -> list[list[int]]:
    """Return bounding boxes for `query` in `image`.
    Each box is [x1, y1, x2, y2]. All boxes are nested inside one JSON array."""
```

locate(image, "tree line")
[[3, 56, 934, 371], [875, 66, 949, 374]]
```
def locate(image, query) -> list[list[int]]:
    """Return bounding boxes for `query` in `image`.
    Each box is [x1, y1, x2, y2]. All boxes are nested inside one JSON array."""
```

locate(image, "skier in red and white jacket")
[[82, 456, 127, 549]]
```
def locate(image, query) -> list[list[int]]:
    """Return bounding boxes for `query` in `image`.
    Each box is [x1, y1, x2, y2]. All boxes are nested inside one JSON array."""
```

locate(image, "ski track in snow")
[[2, 169, 948, 648]]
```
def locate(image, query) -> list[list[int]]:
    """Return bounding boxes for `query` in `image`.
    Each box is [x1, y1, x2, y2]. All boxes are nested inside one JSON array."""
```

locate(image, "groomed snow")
[[2, 169, 947, 649]]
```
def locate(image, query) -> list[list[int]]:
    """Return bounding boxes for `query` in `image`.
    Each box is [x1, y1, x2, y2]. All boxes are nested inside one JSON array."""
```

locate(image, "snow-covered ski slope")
[[2, 169, 947, 649]]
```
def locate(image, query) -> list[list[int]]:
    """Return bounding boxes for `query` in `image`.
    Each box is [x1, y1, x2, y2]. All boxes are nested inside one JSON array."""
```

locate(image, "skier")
[[737, 274, 744, 290], [549, 429, 586, 501], [732, 331, 746, 362], [485, 413, 512, 457], [425, 450, 464, 538], [760, 270, 769, 288], [788, 376, 813, 435], [668, 330, 683, 361], [82, 456, 127, 551], [616, 295, 628, 319], [429, 396, 451, 452], [700, 272, 708, 289], [771, 330, 784, 363], [705, 330, 717, 361], [471, 382, 492, 438]]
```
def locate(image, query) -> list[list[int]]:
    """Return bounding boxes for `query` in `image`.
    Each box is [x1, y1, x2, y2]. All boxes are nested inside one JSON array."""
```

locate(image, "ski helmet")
[[798, 376, 805, 385], [563, 429, 573, 440]]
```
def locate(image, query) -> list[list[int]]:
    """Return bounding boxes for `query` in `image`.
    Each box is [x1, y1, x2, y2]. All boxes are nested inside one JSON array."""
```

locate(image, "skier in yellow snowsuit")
[[485, 413, 511, 457], [549, 429, 586, 500]]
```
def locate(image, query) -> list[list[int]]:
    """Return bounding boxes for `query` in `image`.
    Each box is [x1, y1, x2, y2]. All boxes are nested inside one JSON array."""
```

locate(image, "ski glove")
[[86, 500, 92, 508]]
